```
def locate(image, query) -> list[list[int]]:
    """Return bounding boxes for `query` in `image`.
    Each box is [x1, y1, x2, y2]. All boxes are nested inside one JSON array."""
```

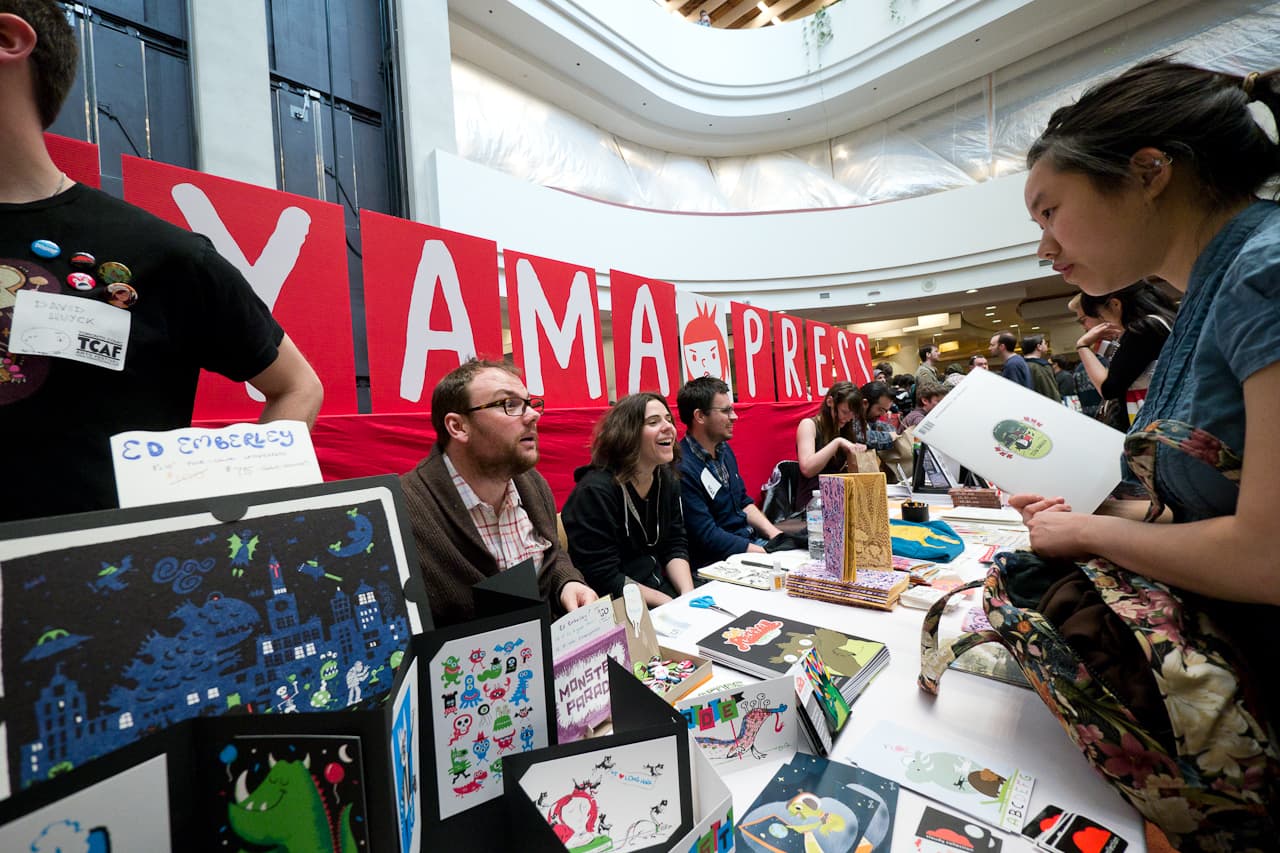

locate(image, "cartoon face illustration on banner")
[[992, 419, 1053, 459], [677, 293, 730, 388], [683, 306, 726, 380]]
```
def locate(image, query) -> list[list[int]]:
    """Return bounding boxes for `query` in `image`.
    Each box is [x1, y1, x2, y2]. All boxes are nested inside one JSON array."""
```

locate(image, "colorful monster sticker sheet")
[[517, 734, 685, 853], [208, 734, 370, 851], [428, 617, 548, 821], [737, 752, 899, 853], [675, 675, 795, 773], [0, 754, 172, 851], [389, 657, 421, 853], [846, 720, 1035, 833], [0, 479, 417, 798]]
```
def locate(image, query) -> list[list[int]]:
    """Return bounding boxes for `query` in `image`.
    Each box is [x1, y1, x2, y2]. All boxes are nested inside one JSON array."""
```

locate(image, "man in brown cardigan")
[[401, 360, 596, 626]]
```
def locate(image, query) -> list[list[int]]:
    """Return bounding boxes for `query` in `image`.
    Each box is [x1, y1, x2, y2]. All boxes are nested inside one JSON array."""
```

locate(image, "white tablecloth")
[[654, 537, 1146, 852]]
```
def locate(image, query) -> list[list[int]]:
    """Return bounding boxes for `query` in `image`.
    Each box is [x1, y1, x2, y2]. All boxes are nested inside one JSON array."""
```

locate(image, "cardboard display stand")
[[0, 476, 426, 851], [504, 658, 734, 853], [416, 564, 556, 851]]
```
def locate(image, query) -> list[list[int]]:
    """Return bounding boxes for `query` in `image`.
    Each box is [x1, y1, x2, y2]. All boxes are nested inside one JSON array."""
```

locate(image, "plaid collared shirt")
[[443, 453, 548, 572], [682, 435, 730, 487]]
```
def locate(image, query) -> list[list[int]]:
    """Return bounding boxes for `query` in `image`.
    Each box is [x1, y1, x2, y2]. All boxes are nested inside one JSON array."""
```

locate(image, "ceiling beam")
[[715, 0, 762, 29], [746, 0, 806, 28]]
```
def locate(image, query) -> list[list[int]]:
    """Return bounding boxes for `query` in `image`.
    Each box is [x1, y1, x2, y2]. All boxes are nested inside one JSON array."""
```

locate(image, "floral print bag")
[[918, 420, 1279, 852]]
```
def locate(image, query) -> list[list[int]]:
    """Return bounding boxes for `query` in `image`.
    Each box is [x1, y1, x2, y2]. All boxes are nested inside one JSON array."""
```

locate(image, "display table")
[[652, 525, 1147, 852]]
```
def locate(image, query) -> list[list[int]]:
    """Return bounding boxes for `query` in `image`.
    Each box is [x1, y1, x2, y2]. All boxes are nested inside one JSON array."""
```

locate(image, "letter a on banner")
[[676, 291, 731, 392], [122, 156, 356, 417], [359, 213, 503, 412], [609, 270, 679, 400], [772, 313, 808, 401], [833, 328, 875, 386], [730, 302, 775, 402], [506, 251, 607, 407], [806, 319, 837, 399]]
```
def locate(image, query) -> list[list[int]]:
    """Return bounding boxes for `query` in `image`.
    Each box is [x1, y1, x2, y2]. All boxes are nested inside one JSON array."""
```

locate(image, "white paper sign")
[[914, 367, 1125, 512], [551, 596, 617, 658], [9, 289, 131, 370], [109, 420, 322, 508]]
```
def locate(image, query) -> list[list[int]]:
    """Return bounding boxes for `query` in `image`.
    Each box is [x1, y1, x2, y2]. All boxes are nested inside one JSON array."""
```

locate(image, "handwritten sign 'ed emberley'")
[[109, 420, 322, 508]]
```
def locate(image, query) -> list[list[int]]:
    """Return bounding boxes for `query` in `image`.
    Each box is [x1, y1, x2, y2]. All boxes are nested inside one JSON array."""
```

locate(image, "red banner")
[[833, 329, 874, 386], [730, 302, 775, 402], [805, 319, 837, 400], [361, 214, 503, 413], [203, 400, 814, 510], [122, 156, 356, 417], [505, 251, 608, 407], [771, 313, 808, 401], [45, 133, 101, 188], [609, 270, 679, 401]]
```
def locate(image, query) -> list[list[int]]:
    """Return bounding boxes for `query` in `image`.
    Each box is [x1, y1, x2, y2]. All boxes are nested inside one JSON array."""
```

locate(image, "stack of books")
[[695, 610, 888, 707], [784, 559, 911, 610]]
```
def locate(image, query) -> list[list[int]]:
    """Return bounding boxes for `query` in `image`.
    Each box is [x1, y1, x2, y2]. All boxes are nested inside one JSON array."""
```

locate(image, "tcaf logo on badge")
[[9, 289, 131, 371]]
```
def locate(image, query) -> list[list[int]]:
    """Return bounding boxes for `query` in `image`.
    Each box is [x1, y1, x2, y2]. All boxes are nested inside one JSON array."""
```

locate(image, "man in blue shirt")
[[676, 377, 781, 568], [990, 332, 1033, 389]]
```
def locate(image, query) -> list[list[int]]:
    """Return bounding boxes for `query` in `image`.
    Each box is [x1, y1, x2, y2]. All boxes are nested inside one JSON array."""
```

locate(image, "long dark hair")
[[1027, 59, 1280, 210], [813, 382, 861, 446], [1079, 281, 1178, 339], [590, 393, 679, 483]]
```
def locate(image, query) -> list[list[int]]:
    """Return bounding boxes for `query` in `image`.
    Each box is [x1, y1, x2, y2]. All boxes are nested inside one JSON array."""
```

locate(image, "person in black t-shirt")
[[0, 2, 323, 522], [1072, 282, 1177, 428]]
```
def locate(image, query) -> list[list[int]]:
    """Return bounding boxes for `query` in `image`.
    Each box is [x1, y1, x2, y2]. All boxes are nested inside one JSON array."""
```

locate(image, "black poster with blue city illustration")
[[1, 493, 412, 794]]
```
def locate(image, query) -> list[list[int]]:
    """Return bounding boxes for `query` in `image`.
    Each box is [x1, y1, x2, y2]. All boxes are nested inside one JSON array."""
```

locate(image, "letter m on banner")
[[122, 156, 356, 417], [360, 213, 503, 412], [506, 251, 607, 407]]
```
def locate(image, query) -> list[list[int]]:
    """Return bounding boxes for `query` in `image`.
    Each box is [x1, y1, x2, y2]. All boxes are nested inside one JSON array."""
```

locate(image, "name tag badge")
[[700, 466, 722, 499], [9, 289, 131, 371]]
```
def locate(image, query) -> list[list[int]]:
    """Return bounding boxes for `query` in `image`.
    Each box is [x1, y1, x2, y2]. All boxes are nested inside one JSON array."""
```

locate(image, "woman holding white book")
[[1010, 58, 1280, 843]]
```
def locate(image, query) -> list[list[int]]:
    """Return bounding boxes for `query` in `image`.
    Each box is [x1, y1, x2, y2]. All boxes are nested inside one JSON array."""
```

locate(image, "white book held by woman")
[[913, 367, 1126, 513]]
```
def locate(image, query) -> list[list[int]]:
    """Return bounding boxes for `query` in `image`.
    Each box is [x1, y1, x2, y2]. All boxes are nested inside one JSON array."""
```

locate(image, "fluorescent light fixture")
[[902, 312, 950, 332], [1032, 325, 1040, 330], [965, 289, 979, 294], [985, 305, 997, 310]]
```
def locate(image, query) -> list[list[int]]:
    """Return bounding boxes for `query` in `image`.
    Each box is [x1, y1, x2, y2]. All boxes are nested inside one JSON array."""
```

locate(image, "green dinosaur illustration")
[[228, 756, 358, 853]]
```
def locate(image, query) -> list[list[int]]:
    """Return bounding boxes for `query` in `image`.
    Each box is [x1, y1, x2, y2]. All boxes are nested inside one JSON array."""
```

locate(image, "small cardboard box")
[[611, 595, 712, 703]]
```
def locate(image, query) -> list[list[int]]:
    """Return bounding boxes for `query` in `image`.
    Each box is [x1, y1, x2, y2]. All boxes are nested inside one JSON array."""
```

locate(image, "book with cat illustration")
[[694, 611, 888, 705]]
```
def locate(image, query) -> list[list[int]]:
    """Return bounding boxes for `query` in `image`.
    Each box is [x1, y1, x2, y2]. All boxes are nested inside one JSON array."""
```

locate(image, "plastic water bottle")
[[806, 490, 824, 560]]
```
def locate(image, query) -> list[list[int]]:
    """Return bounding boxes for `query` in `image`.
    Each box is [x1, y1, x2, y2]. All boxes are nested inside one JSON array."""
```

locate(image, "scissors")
[[689, 595, 736, 617]]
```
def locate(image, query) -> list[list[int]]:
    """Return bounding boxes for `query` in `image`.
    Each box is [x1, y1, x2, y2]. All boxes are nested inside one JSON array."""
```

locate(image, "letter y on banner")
[[730, 302, 774, 402], [122, 156, 356, 417], [505, 251, 607, 407], [360, 213, 503, 412], [609, 270, 678, 400], [772, 313, 808, 401]]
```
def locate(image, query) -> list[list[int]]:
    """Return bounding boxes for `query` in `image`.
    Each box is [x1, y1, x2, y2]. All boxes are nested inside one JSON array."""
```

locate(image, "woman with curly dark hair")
[[561, 393, 692, 605]]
